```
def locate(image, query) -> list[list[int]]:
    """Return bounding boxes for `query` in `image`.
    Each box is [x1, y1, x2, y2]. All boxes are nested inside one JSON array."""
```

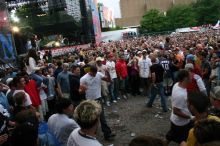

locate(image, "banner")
[[0, 5, 16, 61], [44, 44, 89, 57], [213, 20, 220, 29]]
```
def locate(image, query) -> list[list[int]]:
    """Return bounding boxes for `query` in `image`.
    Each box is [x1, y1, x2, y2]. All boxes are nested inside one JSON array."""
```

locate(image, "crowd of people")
[[0, 29, 220, 146]]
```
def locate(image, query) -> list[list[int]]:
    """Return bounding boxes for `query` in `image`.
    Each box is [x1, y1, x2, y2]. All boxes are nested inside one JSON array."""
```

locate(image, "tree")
[[140, 9, 167, 32], [140, 0, 220, 33], [166, 5, 197, 30], [193, 0, 220, 25], [16, 3, 45, 28]]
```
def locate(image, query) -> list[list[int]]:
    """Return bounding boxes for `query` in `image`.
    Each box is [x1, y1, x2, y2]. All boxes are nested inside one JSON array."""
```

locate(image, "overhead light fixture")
[[12, 26, 20, 33], [55, 42, 60, 47]]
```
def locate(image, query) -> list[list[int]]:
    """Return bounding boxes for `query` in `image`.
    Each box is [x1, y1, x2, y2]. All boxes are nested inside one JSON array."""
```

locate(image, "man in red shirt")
[[116, 53, 128, 99], [185, 63, 207, 95], [24, 75, 41, 108], [186, 54, 202, 77]]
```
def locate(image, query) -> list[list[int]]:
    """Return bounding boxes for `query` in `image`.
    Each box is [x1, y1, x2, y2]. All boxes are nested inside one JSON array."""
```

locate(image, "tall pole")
[[80, 0, 90, 43]]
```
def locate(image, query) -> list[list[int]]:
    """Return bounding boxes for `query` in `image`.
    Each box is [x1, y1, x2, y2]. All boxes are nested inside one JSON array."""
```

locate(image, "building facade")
[[65, 0, 81, 22], [116, 0, 196, 27], [98, 3, 115, 28], [6, 0, 48, 12], [48, 0, 81, 22]]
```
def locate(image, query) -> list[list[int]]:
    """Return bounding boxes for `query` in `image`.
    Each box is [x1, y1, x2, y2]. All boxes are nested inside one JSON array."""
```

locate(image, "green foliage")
[[166, 5, 197, 30], [140, 0, 220, 32], [140, 9, 167, 32], [16, 3, 44, 28], [193, 0, 220, 25]]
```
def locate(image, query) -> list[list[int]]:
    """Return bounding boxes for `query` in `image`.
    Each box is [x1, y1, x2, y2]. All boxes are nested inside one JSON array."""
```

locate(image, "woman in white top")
[[25, 49, 44, 87]]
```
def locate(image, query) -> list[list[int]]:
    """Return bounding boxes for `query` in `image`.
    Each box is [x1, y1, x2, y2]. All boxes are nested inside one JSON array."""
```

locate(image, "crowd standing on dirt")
[[0, 29, 220, 146]]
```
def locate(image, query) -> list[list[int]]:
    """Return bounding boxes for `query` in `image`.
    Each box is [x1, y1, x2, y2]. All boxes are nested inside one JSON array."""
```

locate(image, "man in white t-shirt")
[[138, 50, 152, 96], [166, 70, 194, 144], [67, 100, 103, 146], [80, 66, 115, 140], [106, 54, 118, 103], [48, 98, 79, 146], [13, 76, 32, 107], [96, 57, 110, 106]]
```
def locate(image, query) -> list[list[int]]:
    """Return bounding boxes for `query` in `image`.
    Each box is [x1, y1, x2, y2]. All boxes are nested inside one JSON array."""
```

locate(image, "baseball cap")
[[186, 54, 195, 61], [96, 57, 104, 62], [189, 48, 194, 51], [6, 78, 13, 85], [185, 63, 194, 70], [210, 86, 220, 100], [208, 46, 214, 50], [137, 51, 142, 54], [142, 50, 147, 54]]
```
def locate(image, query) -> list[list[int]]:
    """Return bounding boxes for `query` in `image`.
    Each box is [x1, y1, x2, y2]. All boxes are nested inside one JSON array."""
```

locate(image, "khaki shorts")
[[163, 78, 173, 87], [63, 93, 70, 99]]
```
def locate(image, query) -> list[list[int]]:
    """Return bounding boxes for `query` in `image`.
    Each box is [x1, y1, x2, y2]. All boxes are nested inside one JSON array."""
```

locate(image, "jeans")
[[173, 71, 179, 83], [108, 78, 118, 101], [31, 73, 44, 87], [203, 79, 211, 96], [140, 77, 151, 96], [95, 98, 112, 138], [130, 75, 140, 95], [147, 82, 168, 111], [30, 73, 48, 87]]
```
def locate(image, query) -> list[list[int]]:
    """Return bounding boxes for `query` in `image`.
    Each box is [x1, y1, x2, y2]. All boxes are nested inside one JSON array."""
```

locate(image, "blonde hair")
[[74, 100, 102, 129]]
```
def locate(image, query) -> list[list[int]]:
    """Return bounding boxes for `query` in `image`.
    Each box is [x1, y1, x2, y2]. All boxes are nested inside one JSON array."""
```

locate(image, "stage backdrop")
[[0, 3, 16, 61]]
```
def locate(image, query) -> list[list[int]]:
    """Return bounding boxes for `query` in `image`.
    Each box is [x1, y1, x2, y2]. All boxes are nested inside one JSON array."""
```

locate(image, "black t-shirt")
[[150, 63, 164, 83], [160, 58, 172, 78], [69, 74, 85, 102], [201, 60, 211, 79], [171, 59, 180, 72]]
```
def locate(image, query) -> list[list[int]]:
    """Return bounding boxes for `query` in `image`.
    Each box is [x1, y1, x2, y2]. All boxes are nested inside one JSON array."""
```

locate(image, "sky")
[[97, 0, 121, 18]]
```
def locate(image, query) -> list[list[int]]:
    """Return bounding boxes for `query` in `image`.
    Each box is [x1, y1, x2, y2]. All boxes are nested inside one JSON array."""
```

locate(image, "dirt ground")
[[97, 94, 179, 146]]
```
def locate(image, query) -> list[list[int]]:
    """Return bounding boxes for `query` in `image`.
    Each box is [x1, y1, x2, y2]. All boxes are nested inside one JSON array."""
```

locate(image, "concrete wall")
[[116, 16, 142, 27], [120, 0, 146, 18], [116, 0, 195, 27]]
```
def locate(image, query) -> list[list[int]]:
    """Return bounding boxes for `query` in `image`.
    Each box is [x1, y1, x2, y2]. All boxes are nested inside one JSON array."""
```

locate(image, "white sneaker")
[[106, 101, 111, 107], [117, 97, 121, 100], [123, 95, 127, 99], [113, 100, 117, 103]]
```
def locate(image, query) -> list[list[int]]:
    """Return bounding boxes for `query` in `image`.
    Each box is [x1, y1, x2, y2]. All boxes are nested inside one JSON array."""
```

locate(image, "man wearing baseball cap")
[[186, 54, 202, 77], [209, 86, 220, 118]]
